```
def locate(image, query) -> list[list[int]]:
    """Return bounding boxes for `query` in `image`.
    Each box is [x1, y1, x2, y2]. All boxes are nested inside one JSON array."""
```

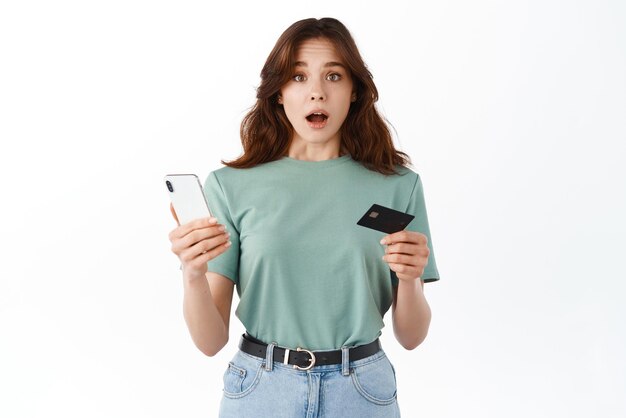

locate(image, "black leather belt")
[[239, 333, 381, 371]]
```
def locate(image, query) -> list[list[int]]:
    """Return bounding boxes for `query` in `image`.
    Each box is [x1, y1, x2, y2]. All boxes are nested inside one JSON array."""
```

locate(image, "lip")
[[305, 109, 329, 118], [305, 108, 329, 129]]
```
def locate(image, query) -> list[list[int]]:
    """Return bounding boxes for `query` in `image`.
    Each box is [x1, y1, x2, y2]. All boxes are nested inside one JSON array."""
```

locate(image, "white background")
[[1, 1, 625, 417]]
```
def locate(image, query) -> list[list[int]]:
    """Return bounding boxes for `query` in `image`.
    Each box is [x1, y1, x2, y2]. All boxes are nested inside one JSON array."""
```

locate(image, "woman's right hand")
[[168, 203, 231, 280]]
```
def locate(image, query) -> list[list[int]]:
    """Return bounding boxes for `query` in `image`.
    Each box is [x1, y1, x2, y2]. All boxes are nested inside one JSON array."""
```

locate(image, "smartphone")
[[164, 174, 212, 225]]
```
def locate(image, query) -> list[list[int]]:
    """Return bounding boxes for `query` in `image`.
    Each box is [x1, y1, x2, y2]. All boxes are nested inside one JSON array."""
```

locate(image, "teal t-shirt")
[[204, 154, 439, 351]]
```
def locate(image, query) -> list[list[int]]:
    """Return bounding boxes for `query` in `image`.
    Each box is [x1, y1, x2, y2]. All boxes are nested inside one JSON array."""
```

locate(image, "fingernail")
[[209, 217, 218, 224], [380, 239, 386, 245], [225, 241, 232, 247], [219, 225, 226, 231]]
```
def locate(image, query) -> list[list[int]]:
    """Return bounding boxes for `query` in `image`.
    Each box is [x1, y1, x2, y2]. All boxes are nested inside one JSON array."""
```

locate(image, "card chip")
[[369, 211, 379, 218]]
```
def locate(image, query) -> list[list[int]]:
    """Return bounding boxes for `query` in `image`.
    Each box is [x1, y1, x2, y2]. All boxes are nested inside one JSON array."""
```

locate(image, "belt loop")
[[341, 346, 350, 376], [265, 342, 276, 371]]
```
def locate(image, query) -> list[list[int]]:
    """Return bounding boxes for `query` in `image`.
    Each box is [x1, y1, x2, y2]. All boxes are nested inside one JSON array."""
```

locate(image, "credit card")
[[356, 204, 415, 234]]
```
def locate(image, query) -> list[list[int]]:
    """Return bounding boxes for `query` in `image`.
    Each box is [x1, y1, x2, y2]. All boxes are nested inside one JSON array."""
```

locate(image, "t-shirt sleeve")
[[203, 171, 240, 284], [404, 173, 440, 283]]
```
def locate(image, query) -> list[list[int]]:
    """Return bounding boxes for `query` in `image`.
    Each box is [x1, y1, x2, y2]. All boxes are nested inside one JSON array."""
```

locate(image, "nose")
[[309, 79, 325, 101]]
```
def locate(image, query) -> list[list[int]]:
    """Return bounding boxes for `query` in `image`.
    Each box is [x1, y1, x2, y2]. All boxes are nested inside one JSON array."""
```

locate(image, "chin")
[[297, 130, 339, 144]]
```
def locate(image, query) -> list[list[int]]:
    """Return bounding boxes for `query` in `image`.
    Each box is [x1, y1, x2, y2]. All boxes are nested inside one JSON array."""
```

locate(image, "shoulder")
[[209, 165, 241, 181], [393, 164, 418, 178], [205, 161, 285, 195], [378, 164, 420, 188], [208, 162, 269, 182]]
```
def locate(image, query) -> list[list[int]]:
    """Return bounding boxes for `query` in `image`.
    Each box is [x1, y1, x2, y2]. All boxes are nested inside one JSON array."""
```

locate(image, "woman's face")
[[279, 38, 354, 153]]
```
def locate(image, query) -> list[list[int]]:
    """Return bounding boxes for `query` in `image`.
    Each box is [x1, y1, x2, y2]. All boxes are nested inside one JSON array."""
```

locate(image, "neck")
[[286, 140, 342, 162]]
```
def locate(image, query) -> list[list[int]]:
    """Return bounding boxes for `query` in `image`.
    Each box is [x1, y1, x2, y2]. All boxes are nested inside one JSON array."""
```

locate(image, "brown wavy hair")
[[222, 17, 411, 175]]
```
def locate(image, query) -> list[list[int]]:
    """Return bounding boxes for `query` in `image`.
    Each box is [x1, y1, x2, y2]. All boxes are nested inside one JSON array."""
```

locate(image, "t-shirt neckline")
[[278, 154, 352, 168]]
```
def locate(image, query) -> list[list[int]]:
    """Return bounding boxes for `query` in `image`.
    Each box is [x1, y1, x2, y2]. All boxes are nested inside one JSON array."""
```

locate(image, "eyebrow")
[[294, 61, 346, 69]]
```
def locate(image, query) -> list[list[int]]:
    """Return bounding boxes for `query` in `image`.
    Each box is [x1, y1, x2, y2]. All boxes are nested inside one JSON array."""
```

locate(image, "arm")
[[391, 279, 431, 350], [381, 230, 432, 350], [169, 206, 234, 356], [183, 271, 234, 356]]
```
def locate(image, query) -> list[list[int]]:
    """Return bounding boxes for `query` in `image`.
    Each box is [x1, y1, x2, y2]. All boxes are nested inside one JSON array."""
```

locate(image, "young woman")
[[168, 17, 440, 418]]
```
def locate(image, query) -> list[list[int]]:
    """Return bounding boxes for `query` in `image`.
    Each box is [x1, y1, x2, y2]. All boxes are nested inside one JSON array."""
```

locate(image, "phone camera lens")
[[166, 180, 174, 192]]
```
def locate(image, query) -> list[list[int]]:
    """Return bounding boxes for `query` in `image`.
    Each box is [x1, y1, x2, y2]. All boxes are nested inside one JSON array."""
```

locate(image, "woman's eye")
[[327, 73, 341, 81], [293, 74, 306, 82]]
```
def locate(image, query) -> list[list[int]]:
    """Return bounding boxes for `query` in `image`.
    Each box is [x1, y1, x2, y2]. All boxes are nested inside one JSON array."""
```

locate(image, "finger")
[[179, 232, 231, 263], [172, 229, 211, 255], [385, 242, 419, 255], [385, 243, 430, 259], [387, 262, 419, 278], [382, 253, 419, 267], [170, 203, 180, 225], [380, 231, 413, 245], [185, 239, 232, 271], [169, 216, 218, 241], [174, 225, 227, 253], [381, 231, 427, 245]]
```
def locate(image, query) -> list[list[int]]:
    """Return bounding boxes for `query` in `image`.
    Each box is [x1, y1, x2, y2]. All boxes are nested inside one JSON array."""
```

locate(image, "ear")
[[277, 94, 283, 105], [351, 92, 357, 102]]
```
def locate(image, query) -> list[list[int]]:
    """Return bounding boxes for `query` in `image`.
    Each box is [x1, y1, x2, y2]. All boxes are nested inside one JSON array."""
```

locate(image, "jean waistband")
[[238, 333, 381, 371]]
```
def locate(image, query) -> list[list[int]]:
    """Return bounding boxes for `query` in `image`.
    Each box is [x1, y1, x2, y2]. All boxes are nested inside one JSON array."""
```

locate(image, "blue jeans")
[[219, 345, 401, 417]]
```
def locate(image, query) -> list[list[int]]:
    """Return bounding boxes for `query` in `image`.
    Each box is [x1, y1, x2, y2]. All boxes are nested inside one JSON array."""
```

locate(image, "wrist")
[[397, 277, 424, 292], [182, 269, 209, 287]]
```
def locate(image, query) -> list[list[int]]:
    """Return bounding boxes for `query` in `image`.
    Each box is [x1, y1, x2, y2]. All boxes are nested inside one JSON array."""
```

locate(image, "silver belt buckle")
[[284, 347, 316, 371]]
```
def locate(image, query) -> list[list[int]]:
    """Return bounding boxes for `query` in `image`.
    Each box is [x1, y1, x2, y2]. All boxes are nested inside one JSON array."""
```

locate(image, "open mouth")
[[305, 111, 329, 129], [305, 112, 329, 123]]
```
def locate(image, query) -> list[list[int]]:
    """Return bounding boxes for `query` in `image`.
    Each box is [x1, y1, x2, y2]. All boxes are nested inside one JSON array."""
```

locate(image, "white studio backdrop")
[[1, 1, 625, 417]]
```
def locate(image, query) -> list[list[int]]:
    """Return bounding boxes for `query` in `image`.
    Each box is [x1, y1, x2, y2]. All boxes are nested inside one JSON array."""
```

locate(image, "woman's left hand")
[[380, 231, 430, 281]]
